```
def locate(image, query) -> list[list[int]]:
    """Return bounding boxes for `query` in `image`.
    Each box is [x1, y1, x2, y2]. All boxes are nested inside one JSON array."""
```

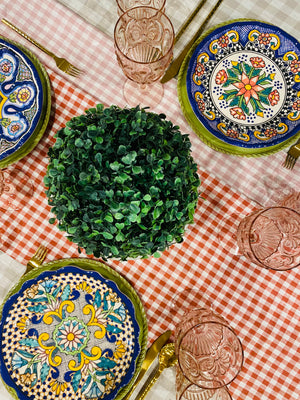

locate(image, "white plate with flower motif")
[[178, 20, 300, 156], [0, 258, 148, 400]]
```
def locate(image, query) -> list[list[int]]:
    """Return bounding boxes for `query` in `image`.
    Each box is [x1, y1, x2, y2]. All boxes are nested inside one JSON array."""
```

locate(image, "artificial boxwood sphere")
[[44, 104, 201, 261]]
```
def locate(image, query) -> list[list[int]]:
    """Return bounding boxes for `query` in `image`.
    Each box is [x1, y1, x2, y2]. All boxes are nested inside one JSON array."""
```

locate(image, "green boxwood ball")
[[44, 104, 201, 261]]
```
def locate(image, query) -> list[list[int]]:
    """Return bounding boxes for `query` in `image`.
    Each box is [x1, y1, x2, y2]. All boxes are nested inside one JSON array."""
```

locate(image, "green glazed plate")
[[0, 258, 148, 400], [178, 19, 300, 156], [0, 36, 51, 168]]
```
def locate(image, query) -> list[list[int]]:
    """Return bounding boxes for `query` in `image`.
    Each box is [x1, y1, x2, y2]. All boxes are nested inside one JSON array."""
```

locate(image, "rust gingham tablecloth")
[[0, 66, 298, 400], [0, 1, 299, 400], [2, 0, 300, 207]]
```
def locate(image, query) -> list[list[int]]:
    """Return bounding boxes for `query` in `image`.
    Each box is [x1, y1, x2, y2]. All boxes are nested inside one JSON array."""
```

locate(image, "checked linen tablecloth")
[[0, 0, 299, 400]]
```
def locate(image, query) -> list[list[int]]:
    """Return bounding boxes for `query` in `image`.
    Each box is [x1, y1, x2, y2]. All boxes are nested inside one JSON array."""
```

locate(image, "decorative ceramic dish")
[[0, 258, 148, 400], [178, 20, 300, 156], [0, 36, 51, 168]]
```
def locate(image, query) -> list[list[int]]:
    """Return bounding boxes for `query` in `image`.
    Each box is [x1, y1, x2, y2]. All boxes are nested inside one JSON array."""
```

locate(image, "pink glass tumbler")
[[116, 0, 166, 15], [174, 308, 244, 399], [114, 6, 174, 108], [236, 206, 300, 271]]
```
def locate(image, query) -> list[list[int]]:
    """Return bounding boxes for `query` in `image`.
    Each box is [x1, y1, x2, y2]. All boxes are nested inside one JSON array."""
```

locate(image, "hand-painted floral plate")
[[0, 36, 51, 168], [0, 258, 148, 400], [178, 20, 300, 156]]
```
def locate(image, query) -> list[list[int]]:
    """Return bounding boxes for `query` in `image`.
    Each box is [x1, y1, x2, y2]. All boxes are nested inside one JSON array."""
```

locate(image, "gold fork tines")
[[283, 138, 300, 170], [25, 245, 48, 275], [2, 18, 82, 77]]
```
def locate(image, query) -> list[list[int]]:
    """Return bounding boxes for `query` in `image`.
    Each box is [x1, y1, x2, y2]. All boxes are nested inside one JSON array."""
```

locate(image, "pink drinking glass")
[[114, 6, 174, 108], [175, 373, 233, 400], [174, 308, 244, 399], [0, 167, 33, 211], [116, 0, 166, 15], [236, 206, 300, 271]]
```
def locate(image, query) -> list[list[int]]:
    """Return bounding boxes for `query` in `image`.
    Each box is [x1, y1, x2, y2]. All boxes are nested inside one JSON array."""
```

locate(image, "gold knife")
[[174, 0, 209, 44], [122, 330, 172, 400], [161, 0, 223, 83]]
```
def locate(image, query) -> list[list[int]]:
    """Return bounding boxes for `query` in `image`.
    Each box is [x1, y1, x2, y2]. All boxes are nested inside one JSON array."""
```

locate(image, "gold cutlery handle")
[[137, 365, 164, 400], [2, 18, 55, 58], [175, 0, 209, 43], [161, 0, 223, 83]]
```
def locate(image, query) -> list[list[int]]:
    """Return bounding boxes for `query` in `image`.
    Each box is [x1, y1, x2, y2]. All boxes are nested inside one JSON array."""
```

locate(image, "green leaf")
[[260, 87, 273, 96], [110, 161, 121, 171], [28, 304, 48, 313], [61, 284, 71, 301], [227, 68, 239, 78], [105, 213, 114, 222], [19, 339, 39, 347], [71, 370, 82, 393], [153, 207, 162, 219], [116, 232, 125, 242], [114, 212, 124, 220], [40, 363, 50, 383], [122, 151, 137, 165], [101, 232, 113, 239], [229, 96, 240, 107], [132, 166, 143, 174], [243, 62, 252, 75], [75, 138, 84, 147]]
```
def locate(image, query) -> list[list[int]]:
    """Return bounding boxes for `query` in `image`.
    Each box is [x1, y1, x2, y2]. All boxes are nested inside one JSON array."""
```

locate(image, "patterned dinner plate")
[[178, 20, 300, 156], [0, 36, 51, 168], [0, 258, 148, 400]]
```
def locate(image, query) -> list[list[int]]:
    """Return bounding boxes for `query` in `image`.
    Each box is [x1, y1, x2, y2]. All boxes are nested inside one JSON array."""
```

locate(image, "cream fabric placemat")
[[56, 0, 300, 60]]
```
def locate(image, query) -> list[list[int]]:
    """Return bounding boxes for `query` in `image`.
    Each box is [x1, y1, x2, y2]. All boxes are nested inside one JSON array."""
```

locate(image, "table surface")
[[0, 1, 299, 400]]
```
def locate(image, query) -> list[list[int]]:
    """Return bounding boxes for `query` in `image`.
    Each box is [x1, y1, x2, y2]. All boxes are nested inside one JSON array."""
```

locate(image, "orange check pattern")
[[0, 71, 298, 400]]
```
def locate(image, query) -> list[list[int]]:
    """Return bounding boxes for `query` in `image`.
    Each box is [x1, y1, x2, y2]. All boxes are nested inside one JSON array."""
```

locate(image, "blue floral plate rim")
[[178, 19, 300, 156], [0, 258, 148, 400], [0, 35, 51, 168]]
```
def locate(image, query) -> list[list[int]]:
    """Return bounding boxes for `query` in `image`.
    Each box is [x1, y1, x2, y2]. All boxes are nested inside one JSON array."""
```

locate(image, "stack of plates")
[[0, 36, 51, 168], [178, 20, 300, 156]]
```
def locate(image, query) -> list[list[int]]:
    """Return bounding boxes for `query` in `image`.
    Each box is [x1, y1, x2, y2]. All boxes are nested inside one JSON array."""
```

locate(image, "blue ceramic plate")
[[178, 20, 300, 156], [0, 36, 51, 167], [0, 259, 148, 400]]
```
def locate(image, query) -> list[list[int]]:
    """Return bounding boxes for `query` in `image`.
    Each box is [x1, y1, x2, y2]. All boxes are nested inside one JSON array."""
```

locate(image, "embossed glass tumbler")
[[175, 308, 244, 400], [114, 6, 174, 108], [116, 0, 166, 15], [236, 206, 300, 271], [0, 167, 33, 211]]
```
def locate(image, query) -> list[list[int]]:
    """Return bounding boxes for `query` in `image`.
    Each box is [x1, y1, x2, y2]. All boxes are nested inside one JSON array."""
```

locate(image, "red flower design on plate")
[[292, 99, 300, 111], [197, 99, 205, 112], [218, 34, 229, 48], [215, 69, 228, 85], [264, 128, 277, 138], [290, 59, 300, 74], [195, 62, 205, 77], [230, 107, 246, 120], [226, 128, 239, 138], [268, 89, 280, 106], [258, 32, 271, 45], [233, 72, 264, 105], [250, 56, 265, 68]]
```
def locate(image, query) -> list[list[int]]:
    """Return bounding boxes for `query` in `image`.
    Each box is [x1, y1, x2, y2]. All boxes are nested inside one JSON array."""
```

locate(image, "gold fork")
[[283, 138, 300, 170], [25, 245, 48, 275], [2, 18, 82, 77]]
